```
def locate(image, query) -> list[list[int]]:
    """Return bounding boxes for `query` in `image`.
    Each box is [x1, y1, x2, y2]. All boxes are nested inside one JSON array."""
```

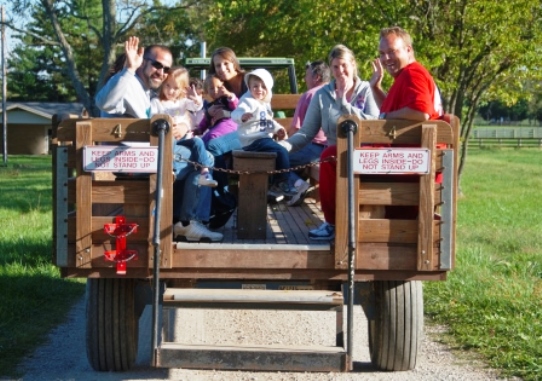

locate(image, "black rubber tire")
[[86, 278, 139, 371], [368, 280, 423, 371]]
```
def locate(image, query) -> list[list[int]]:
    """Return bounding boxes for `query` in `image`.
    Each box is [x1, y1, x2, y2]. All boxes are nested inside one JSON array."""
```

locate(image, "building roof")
[[1, 102, 85, 119]]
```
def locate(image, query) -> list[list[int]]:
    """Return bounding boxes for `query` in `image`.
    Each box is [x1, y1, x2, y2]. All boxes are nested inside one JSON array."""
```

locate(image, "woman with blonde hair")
[[280, 44, 380, 240]]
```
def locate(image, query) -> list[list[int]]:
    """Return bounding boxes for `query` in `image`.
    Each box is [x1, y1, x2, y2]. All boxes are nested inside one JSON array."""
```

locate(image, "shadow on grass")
[[0, 220, 85, 377], [0, 273, 85, 378]]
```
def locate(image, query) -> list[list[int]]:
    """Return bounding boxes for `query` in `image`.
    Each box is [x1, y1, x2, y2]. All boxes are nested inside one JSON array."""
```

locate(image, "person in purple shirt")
[[286, 60, 330, 206]]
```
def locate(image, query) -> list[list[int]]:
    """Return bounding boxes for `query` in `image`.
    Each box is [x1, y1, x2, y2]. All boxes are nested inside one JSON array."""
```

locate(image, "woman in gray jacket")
[[280, 44, 380, 240]]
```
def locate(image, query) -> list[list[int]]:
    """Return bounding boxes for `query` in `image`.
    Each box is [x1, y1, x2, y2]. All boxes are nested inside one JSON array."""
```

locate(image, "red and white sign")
[[353, 148, 430, 174], [83, 146, 158, 173]]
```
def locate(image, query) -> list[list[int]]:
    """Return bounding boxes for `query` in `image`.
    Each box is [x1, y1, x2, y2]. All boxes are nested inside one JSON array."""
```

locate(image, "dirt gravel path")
[[16, 296, 516, 381]]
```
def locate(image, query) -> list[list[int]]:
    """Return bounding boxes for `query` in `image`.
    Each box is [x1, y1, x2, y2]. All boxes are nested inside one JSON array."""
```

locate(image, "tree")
[[401, 0, 542, 178], [7, 0, 103, 101], [202, 0, 542, 183], [4, 0, 205, 115]]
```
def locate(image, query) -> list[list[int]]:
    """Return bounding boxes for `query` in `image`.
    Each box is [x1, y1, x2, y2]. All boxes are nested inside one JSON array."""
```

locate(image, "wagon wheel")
[[86, 278, 139, 371], [368, 280, 423, 371]]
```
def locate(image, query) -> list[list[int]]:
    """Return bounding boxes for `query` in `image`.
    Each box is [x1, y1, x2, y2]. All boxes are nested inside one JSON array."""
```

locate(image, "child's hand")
[[186, 85, 202, 106], [276, 127, 288, 141], [241, 113, 253, 122], [172, 122, 190, 140], [208, 105, 229, 125], [217, 86, 232, 99]]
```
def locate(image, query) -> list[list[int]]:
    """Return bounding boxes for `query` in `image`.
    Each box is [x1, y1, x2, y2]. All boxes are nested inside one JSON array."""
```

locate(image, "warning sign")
[[353, 148, 430, 174], [83, 146, 158, 173]]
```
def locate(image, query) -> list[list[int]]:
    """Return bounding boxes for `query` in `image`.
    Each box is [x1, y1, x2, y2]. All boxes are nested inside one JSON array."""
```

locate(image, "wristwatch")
[[379, 112, 387, 119]]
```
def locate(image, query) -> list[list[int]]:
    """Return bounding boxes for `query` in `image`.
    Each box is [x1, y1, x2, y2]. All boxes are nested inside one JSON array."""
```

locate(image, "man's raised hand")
[[125, 36, 144, 74]]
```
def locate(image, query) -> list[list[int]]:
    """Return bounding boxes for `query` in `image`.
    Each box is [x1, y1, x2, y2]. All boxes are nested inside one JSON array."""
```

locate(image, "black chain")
[[175, 156, 336, 175]]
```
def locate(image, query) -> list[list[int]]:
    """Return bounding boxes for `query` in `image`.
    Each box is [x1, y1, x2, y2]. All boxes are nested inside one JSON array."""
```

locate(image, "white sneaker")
[[286, 179, 311, 206], [198, 173, 218, 187], [174, 220, 223, 242], [173, 221, 189, 238]]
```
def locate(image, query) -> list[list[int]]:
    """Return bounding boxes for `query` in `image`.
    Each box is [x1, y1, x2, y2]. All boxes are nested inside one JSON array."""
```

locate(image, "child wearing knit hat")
[[231, 68, 297, 198]]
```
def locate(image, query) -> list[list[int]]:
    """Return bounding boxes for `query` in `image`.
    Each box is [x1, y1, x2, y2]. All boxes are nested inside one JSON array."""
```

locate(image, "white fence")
[[469, 128, 542, 148], [472, 127, 542, 139]]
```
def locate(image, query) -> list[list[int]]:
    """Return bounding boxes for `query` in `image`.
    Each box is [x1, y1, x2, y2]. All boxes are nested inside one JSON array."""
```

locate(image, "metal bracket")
[[439, 150, 455, 270], [54, 147, 69, 267]]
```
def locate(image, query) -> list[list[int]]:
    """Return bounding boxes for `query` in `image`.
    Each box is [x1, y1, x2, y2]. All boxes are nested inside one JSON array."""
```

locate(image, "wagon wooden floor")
[[177, 197, 324, 246]]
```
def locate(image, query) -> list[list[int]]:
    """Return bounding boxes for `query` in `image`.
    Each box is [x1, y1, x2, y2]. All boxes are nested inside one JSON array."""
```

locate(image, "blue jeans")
[[195, 185, 212, 222], [174, 137, 213, 176], [243, 137, 290, 184], [206, 131, 242, 192], [206, 131, 242, 157], [288, 142, 325, 187], [172, 145, 214, 222]]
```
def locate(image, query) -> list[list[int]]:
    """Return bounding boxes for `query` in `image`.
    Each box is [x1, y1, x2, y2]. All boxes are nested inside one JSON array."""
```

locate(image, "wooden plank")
[[61, 265, 448, 281], [356, 242, 440, 271], [358, 120, 454, 145], [358, 181, 442, 206], [233, 152, 277, 239], [358, 219, 440, 244], [172, 246, 333, 268], [271, 94, 302, 110], [284, 202, 317, 244], [417, 124, 437, 271], [157, 342, 347, 372], [148, 115, 174, 269], [334, 115, 360, 269], [447, 115, 460, 270], [75, 121, 94, 268], [56, 117, 154, 142], [232, 151, 277, 171], [237, 172, 270, 239], [67, 215, 149, 242], [92, 242, 149, 269], [276, 117, 293, 129], [68, 180, 150, 204], [163, 288, 344, 306]]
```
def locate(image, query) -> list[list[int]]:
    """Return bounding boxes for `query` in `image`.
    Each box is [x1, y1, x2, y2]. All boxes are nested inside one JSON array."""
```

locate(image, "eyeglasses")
[[145, 57, 171, 73]]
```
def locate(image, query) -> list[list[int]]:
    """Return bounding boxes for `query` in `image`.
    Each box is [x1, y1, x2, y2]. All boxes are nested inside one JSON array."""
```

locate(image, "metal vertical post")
[[150, 118, 170, 367], [200, 41, 206, 81], [1, 5, 7, 165], [340, 119, 358, 370]]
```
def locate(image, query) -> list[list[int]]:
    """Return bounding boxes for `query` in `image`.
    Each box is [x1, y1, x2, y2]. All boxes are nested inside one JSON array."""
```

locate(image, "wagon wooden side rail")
[[334, 115, 459, 278], [52, 115, 175, 277]]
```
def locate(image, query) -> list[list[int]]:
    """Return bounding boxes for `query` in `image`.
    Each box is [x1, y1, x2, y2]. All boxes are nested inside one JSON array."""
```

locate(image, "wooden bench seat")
[[232, 150, 277, 239]]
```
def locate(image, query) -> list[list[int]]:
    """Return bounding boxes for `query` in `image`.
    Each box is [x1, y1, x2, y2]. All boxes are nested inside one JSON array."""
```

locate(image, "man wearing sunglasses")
[[96, 36, 173, 118]]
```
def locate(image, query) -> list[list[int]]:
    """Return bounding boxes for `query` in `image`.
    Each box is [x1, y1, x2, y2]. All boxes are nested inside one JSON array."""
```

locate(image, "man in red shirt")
[[370, 27, 443, 219], [370, 26, 442, 120]]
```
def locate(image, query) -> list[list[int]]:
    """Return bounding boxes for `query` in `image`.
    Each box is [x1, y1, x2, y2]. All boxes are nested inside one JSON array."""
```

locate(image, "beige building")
[[0, 102, 84, 155]]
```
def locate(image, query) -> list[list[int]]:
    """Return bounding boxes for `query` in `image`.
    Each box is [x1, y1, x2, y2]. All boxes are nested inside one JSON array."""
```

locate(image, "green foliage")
[[203, 0, 380, 92], [202, 1, 542, 128], [425, 149, 542, 381], [478, 99, 529, 122], [0, 156, 85, 378], [6, 0, 209, 113]]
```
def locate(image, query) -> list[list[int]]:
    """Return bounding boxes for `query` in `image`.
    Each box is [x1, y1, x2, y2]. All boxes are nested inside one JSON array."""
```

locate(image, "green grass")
[[425, 149, 542, 380], [0, 156, 85, 378], [0, 151, 541, 379]]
